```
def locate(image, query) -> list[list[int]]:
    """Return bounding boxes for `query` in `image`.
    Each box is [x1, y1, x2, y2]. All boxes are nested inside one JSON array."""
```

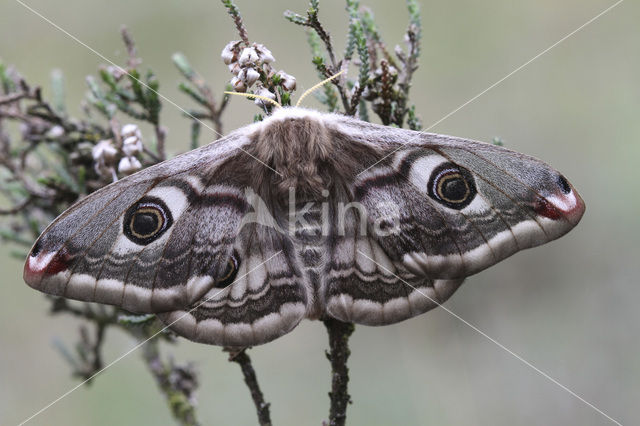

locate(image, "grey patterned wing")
[[24, 133, 249, 310], [321, 119, 585, 325], [321, 204, 463, 326], [24, 133, 309, 346], [159, 223, 310, 346]]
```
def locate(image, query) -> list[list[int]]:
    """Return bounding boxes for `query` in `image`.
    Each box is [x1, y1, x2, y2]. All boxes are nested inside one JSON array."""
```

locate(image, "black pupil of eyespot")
[[441, 176, 467, 201], [223, 260, 234, 276], [427, 162, 476, 210], [557, 175, 571, 194], [123, 197, 172, 245], [215, 254, 239, 288], [133, 212, 159, 236], [215, 255, 240, 288]]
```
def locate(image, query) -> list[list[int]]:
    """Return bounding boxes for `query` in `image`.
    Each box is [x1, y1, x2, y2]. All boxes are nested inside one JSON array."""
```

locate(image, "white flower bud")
[[106, 104, 117, 117], [122, 136, 143, 157], [255, 44, 275, 63], [240, 67, 260, 87], [228, 62, 241, 75], [374, 64, 398, 79], [260, 63, 272, 78], [19, 123, 29, 139], [121, 123, 142, 140], [46, 125, 65, 139], [361, 86, 374, 100], [93, 139, 118, 181], [92, 139, 118, 163], [94, 163, 116, 181], [221, 40, 241, 65], [120, 123, 143, 156], [230, 76, 247, 93], [106, 65, 126, 80], [277, 71, 296, 91], [254, 87, 276, 106], [394, 44, 404, 59], [238, 47, 259, 66], [118, 156, 142, 175]]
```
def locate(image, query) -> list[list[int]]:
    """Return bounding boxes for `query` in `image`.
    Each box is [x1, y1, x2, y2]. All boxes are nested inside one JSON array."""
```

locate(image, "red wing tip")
[[535, 189, 585, 225], [23, 249, 71, 287]]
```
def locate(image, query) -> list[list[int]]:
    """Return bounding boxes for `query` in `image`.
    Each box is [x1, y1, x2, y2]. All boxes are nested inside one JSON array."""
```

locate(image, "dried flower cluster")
[[92, 123, 144, 180], [221, 1, 297, 110], [220, 40, 296, 106], [223, 41, 273, 91], [222, 40, 296, 107]]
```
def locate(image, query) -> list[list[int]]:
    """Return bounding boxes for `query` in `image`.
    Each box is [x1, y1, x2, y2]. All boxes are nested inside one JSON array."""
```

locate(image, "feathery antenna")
[[296, 70, 345, 107]]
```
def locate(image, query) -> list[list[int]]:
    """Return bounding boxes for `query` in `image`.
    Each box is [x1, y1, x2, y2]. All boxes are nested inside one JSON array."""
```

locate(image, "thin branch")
[[91, 322, 107, 373], [323, 318, 355, 426], [49, 300, 114, 382], [286, 3, 351, 113], [141, 338, 200, 426], [173, 53, 228, 138], [0, 196, 32, 215], [143, 145, 163, 163], [154, 124, 167, 160], [121, 26, 142, 69], [226, 348, 272, 426], [222, 0, 250, 45], [50, 297, 116, 323], [50, 298, 199, 425], [0, 92, 28, 105]]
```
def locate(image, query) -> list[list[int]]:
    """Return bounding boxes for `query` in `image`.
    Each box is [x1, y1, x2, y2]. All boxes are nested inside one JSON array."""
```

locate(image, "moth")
[[24, 107, 585, 347]]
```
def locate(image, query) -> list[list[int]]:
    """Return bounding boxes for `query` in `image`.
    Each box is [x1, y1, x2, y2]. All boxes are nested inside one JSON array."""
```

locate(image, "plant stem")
[[141, 338, 199, 426], [154, 124, 167, 160], [323, 318, 355, 426], [226, 348, 272, 426]]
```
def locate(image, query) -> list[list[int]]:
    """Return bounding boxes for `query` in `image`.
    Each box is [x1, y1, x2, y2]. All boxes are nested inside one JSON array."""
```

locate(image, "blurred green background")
[[1, 0, 638, 424]]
